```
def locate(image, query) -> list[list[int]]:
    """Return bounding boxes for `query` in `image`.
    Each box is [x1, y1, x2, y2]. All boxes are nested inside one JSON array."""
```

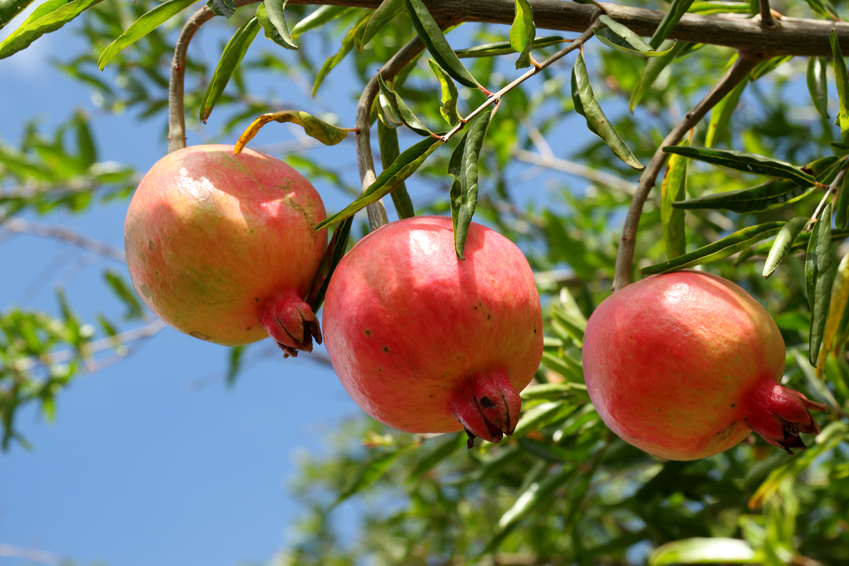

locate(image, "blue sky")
[[0, 7, 369, 566]]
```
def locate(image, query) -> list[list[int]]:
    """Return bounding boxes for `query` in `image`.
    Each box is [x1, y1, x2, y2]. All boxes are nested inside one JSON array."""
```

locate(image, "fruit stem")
[[450, 370, 522, 448], [744, 382, 828, 453], [257, 292, 322, 358]]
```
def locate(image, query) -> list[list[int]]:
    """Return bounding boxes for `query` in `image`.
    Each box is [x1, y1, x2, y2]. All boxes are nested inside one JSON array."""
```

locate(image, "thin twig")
[[1, 217, 126, 262], [808, 162, 848, 229], [612, 53, 764, 291], [514, 149, 635, 194]]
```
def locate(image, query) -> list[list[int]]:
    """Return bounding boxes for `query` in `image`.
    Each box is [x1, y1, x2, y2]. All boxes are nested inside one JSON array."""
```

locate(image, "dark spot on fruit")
[[487, 314, 492, 320], [255, 297, 260, 302], [364, 329, 372, 336], [190, 331, 211, 341], [148, 240, 156, 251], [383, 346, 389, 352], [479, 396, 495, 408], [731, 403, 736, 408]]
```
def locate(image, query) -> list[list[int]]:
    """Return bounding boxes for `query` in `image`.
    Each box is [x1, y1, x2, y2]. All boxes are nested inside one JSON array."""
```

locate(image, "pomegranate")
[[322, 216, 543, 446], [582, 270, 826, 460], [124, 144, 327, 355]]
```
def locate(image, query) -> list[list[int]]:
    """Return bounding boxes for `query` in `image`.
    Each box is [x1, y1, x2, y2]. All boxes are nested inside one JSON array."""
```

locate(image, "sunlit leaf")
[[663, 145, 817, 185], [428, 59, 461, 126], [705, 57, 749, 147], [98, 0, 196, 69], [449, 108, 493, 258], [661, 141, 688, 258], [807, 203, 835, 366], [454, 35, 564, 58], [291, 4, 350, 38], [630, 40, 698, 111], [311, 10, 369, 95], [509, 0, 535, 68], [199, 17, 261, 123], [378, 75, 437, 136], [259, 0, 297, 50], [358, 0, 403, 49], [0, 0, 104, 60], [831, 30, 849, 143], [235, 110, 349, 152], [649, 538, 764, 565], [817, 252, 849, 375], [572, 52, 644, 170], [649, 0, 695, 49], [595, 15, 676, 58], [642, 222, 784, 274], [763, 217, 808, 278]]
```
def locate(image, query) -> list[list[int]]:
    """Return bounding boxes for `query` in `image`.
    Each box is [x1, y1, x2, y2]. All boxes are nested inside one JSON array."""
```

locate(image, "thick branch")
[[612, 54, 764, 291], [286, 0, 849, 57]]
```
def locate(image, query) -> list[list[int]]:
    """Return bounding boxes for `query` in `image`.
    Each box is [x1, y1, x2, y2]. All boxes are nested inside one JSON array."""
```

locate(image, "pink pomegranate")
[[582, 270, 826, 460], [124, 144, 327, 355], [322, 216, 543, 446]]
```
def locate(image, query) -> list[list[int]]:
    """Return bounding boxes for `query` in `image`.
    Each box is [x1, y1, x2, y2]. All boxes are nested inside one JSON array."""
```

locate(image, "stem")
[[354, 36, 427, 231], [441, 22, 601, 144], [808, 163, 848, 229], [758, 0, 775, 28], [611, 53, 763, 291]]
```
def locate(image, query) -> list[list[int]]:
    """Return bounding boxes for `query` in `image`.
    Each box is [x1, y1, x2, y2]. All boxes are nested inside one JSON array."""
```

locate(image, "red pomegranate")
[[322, 216, 543, 446], [582, 270, 826, 460], [124, 144, 327, 355]]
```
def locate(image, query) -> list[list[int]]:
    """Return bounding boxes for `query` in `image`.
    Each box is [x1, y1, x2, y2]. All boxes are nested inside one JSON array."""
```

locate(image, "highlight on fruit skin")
[[124, 144, 327, 356], [581, 270, 827, 461], [321, 216, 544, 447]]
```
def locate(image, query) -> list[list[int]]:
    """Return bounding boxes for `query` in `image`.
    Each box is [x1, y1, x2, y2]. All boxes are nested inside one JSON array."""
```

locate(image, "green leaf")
[[225, 346, 245, 387], [0, 0, 104, 60], [334, 444, 414, 506], [317, 137, 443, 230], [235, 110, 349, 151], [705, 58, 749, 147], [642, 222, 785, 275], [103, 270, 145, 320], [378, 75, 437, 136], [595, 15, 676, 58], [649, 0, 695, 49], [73, 110, 96, 169], [259, 0, 297, 50], [661, 141, 688, 258], [97, 0, 196, 69], [406, 434, 466, 483], [807, 203, 835, 366], [199, 17, 261, 123], [509, 0, 535, 68], [649, 538, 763, 565], [630, 41, 697, 111], [403, 0, 481, 89], [291, 4, 350, 38], [449, 108, 493, 259], [836, 167, 849, 229], [307, 217, 353, 311], [663, 145, 817, 185], [358, 0, 404, 49], [0, 0, 36, 30], [311, 10, 368, 96], [377, 119, 415, 219], [817, 251, 849, 373], [206, 0, 237, 18], [454, 35, 564, 58], [540, 350, 584, 383], [831, 30, 849, 143], [807, 57, 830, 119], [428, 59, 461, 126], [572, 52, 644, 170], [803, 0, 840, 21], [763, 217, 808, 278]]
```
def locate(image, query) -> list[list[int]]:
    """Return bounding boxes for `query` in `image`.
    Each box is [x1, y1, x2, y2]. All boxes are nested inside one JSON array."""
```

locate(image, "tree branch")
[[1, 217, 126, 262], [612, 54, 764, 291]]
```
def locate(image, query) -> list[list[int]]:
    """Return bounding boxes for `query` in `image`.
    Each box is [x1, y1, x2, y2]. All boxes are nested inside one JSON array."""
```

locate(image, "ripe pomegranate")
[[582, 270, 826, 460], [322, 216, 543, 446], [124, 144, 327, 355]]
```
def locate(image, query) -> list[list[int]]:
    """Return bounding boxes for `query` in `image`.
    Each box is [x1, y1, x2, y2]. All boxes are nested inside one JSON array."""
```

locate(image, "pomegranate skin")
[[124, 145, 327, 353], [582, 270, 825, 460], [322, 216, 543, 445]]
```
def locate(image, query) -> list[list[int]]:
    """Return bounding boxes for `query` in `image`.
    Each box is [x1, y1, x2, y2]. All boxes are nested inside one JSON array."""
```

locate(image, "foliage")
[[2, 0, 849, 564]]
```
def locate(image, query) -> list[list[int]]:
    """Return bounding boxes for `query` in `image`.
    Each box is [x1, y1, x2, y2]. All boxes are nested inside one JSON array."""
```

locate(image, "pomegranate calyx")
[[450, 370, 521, 449], [745, 384, 828, 454], [258, 292, 322, 357]]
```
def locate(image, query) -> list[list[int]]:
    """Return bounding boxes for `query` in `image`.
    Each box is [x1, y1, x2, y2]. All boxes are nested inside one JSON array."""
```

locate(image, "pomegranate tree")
[[322, 216, 543, 446], [582, 270, 826, 460], [124, 144, 327, 356]]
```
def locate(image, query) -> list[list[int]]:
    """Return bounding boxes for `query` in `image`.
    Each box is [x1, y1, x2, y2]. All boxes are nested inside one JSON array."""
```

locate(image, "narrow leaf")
[[291, 5, 350, 38], [428, 59, 461, 126], [673, 179, 813, 214], [831, 30, 849, 143], [260, 0, 297, 50], [817, 251, 849, 375], [642, 222, 784, 275], [836, 166, 849, 228], [649, 538, 763, 566], [0, 0, 104, 60], [334, 445, 413, 506], [705, 59, 749, 147], [311, 11, 368, 96], [572, 52, 644, 170], [104, 270, 145, 320], [807, 57, 830, 119], [595, 15, 676, 58], [207, 0, 237, 18], [509, 0, 535, 68], [804, 0, 840, 21], [454, 36, 564, 58], [630, 41, 698, 111], [763, 217, 808, 278], [200, 17, 261, 123], [663, 145, 817, 185], [377, 119, 415, 219], [307, 217, 353, 311], [449, 108, 493, 258], [98, 0, 196, 69], [378, 75, 437, 136], [404, 0, 481, 89], [317, 137, 443, 229], [235, 110, 349, 152], [807, 203, 835, 366], [649, 0, 696, 49], [661, 142, 688, 258], [359, 0, 404, 49], [0, 0, 37, 30], [226, 346, 245, 387], [74, 110, 97, 169]]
